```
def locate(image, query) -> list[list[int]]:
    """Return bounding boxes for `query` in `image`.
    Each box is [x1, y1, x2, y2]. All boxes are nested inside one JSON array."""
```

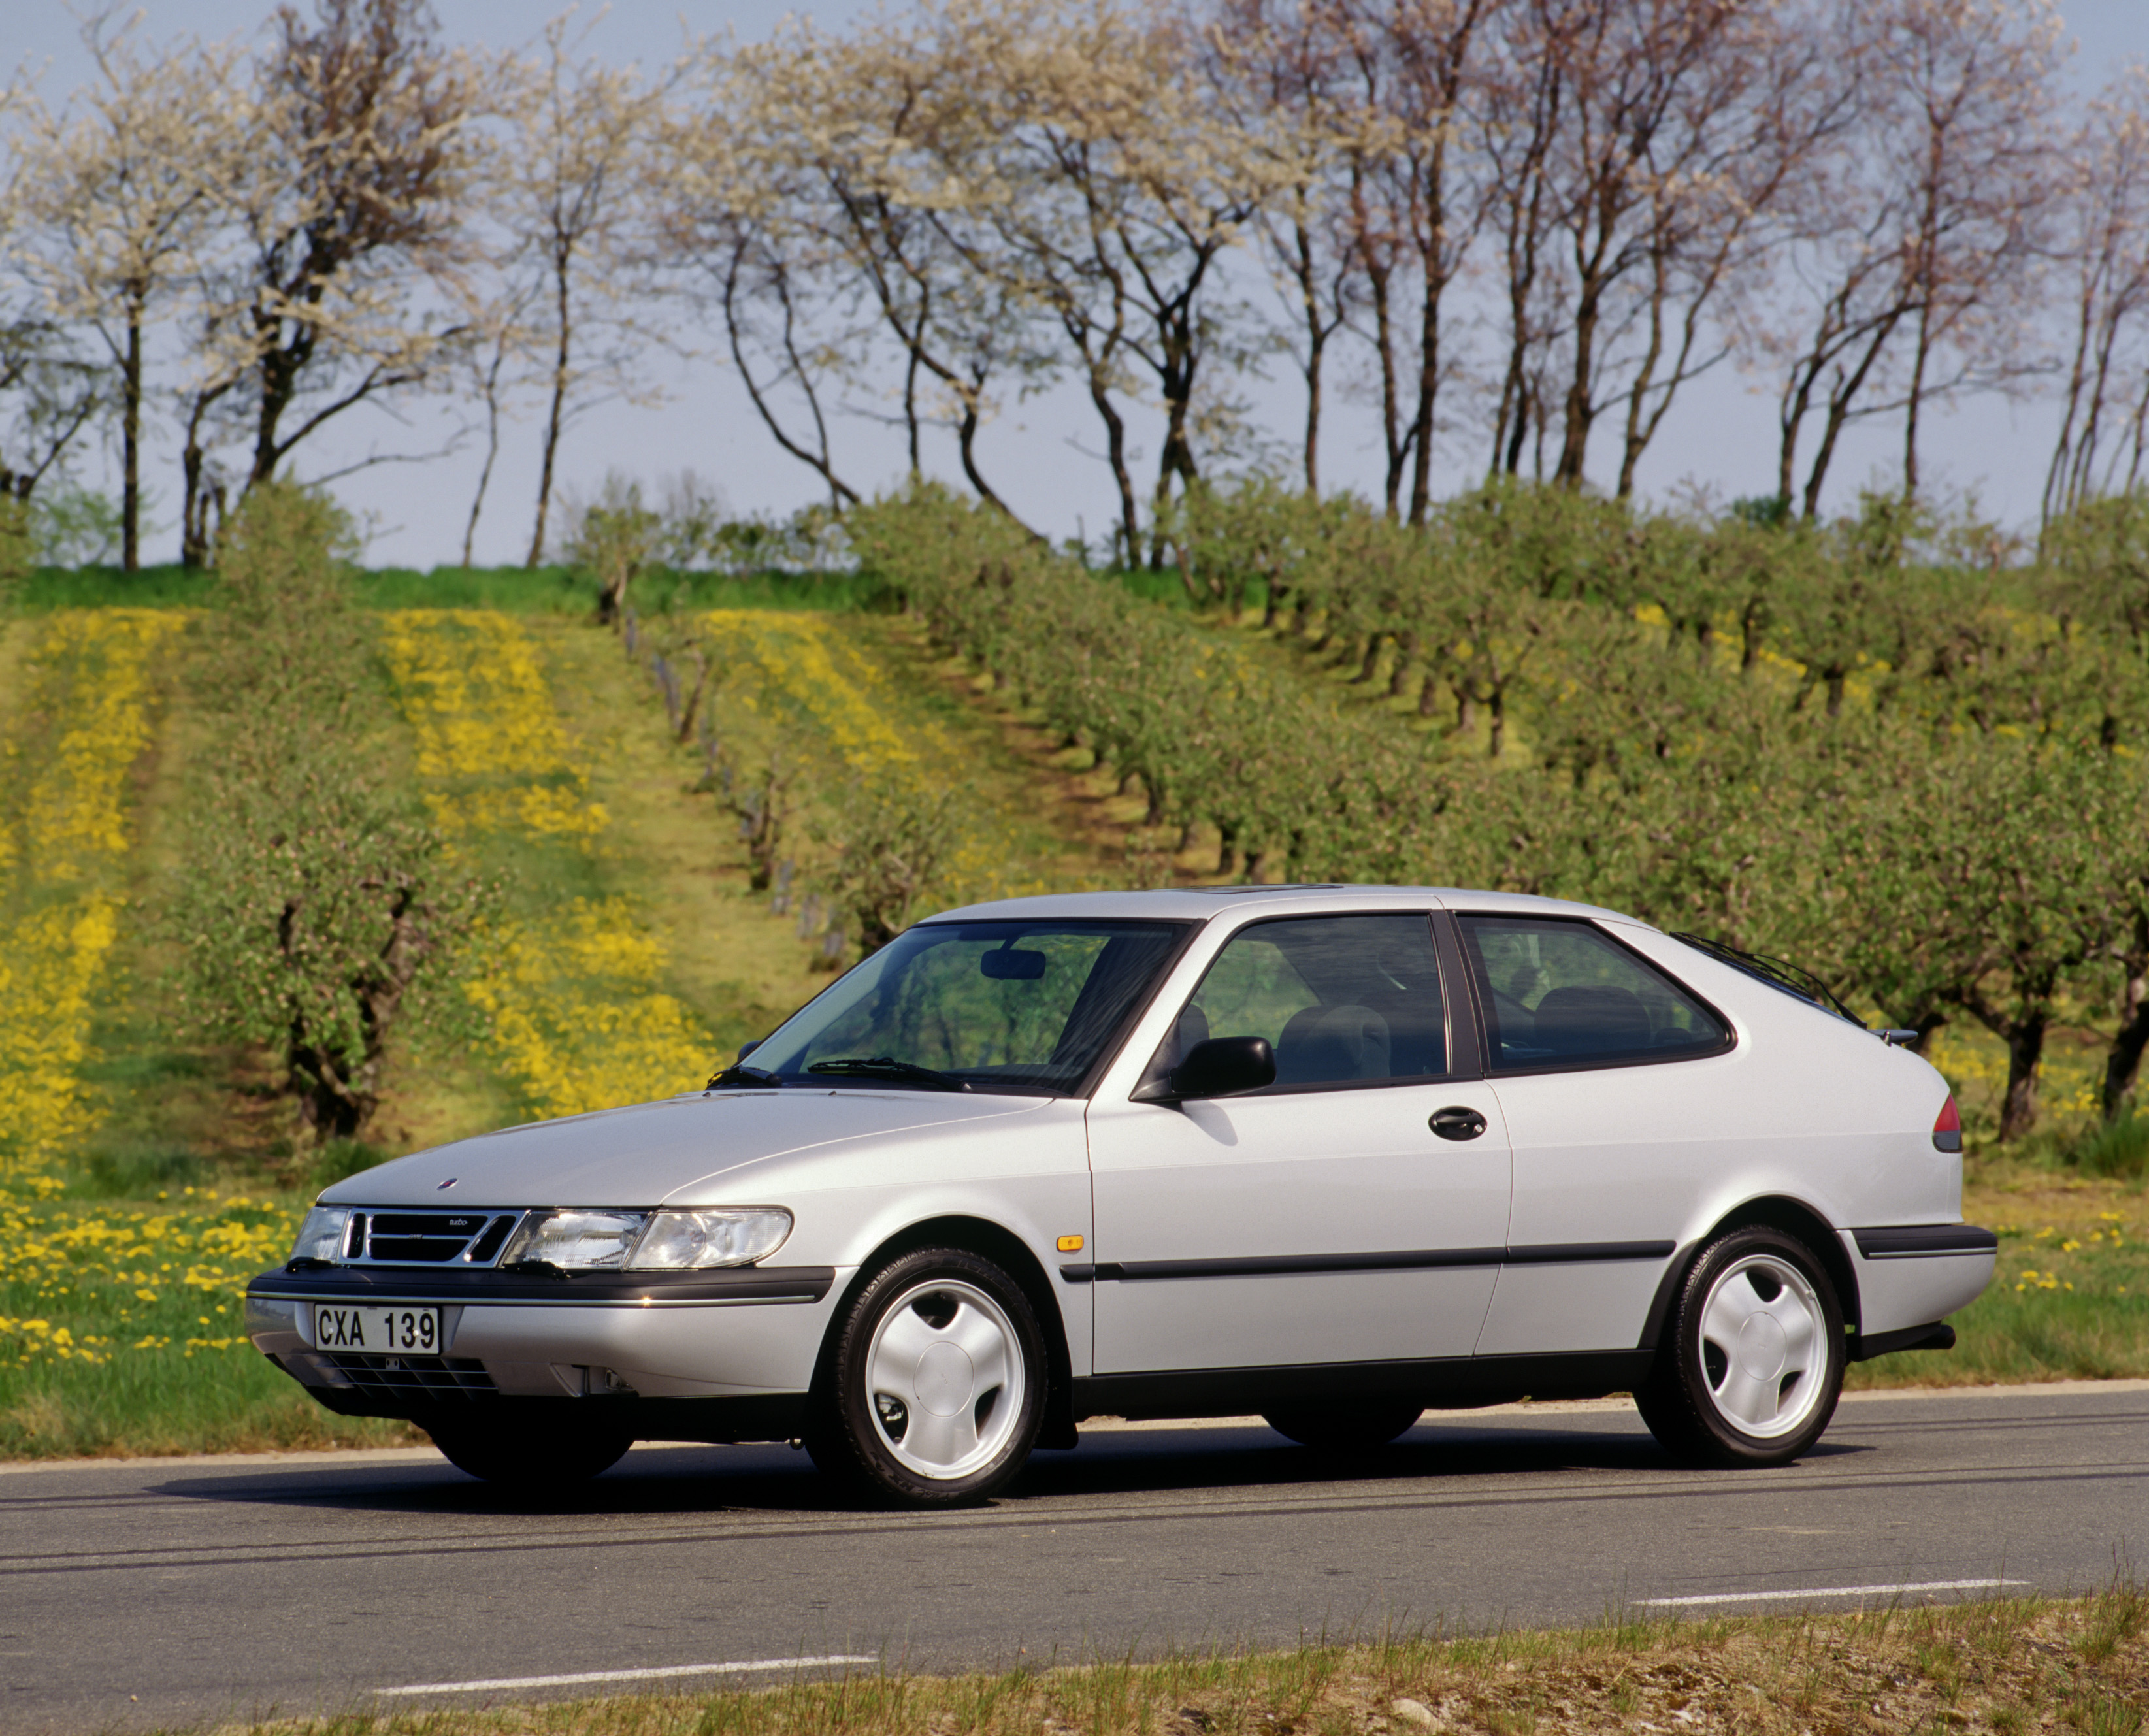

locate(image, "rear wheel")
[[1262, 1401, 1423, 1450], [1636, 1226, 1845, 1468], [805, 1247, 1046, 1507], [426, 1415, 632, 1488]]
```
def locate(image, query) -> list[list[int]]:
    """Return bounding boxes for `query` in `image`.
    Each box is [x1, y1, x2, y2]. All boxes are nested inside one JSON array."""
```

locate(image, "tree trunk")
[[463, 340, 510, 568], [1407, 255, 1441, 527], [1090, 365, 1139, 568], [1298, 216, 1325, 497], [1997, 1014, 2046, 1141], [122, 307, 142, 572], [2103, 938, 2149, 1119], [529, 262, 573, 568]]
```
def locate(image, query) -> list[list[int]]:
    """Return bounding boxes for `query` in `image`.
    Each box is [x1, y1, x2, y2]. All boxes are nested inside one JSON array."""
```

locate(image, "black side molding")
[[1853, 1226, 1999, 1260], [1060, 1241, 1672, 1283], [1504, 1241, 1675, 1266], [1074, 1349, 1654, 1420], [1852, 1322, 1957, 1361]]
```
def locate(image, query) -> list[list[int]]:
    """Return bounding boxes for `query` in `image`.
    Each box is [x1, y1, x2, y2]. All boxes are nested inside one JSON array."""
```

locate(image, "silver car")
[[246, 887, 1995, 1505]]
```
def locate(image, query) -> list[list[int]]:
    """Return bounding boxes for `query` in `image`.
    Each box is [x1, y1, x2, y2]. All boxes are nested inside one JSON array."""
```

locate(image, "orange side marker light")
[[1056, 1234, 1085, 1253]]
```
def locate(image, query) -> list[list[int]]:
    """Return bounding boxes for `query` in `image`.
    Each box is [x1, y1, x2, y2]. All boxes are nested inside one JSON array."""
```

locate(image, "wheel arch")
[[815, 1214, 1078, 1449], [1638, 1194, 1860, 1351]]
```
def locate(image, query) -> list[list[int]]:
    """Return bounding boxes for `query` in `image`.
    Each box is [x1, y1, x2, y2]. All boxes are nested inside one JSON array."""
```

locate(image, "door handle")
[[1430, 1106, 1488, 1141]]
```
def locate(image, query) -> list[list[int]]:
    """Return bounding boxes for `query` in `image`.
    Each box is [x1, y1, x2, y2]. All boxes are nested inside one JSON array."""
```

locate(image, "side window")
[[1169, 914, 1447, 1089], [1460, 916, 1729, 1071]]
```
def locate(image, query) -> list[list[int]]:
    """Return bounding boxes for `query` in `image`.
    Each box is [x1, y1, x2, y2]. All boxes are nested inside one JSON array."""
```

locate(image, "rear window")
[[1458, 915, 1730, 1072]]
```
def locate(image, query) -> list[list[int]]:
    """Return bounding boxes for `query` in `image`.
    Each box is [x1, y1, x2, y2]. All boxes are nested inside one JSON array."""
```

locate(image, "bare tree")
[[662, 35, 867, 510], [1347, 0, 1503, 522], [456, 267, 538, 566], [913, 0, 1278, 563], [1743, 0, 2061, 517], [496, 12, 663, 567], [1506, 0, 1784, 493], [14, 20, 245, 567], [2045, 67, 2149, 519], [1208, 0, 1371, 497], [1480, 5, 1569, 480], [736, 12, 1048, 521], [183, 0, 476, 551], [0, 320, 102, 507], [0, 82, 104, 508]]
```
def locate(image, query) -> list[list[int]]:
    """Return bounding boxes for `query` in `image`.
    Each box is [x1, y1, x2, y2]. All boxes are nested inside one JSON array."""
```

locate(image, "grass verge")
[[1849, 1162, 2149, 1388], [171, 1585, 2147, 1736], [0, 1185, 418, 1456]]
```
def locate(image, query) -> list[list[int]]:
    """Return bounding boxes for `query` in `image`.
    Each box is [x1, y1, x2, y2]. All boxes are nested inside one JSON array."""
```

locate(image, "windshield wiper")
[[806, 1056, 969, 1092], [706, 1061, 781, 1089]]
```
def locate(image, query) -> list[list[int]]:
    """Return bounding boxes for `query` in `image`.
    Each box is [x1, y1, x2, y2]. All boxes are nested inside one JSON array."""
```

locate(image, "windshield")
[[745, 919, 1189, 1096]]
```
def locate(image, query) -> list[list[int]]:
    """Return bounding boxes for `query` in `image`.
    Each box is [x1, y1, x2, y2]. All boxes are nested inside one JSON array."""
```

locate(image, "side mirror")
[[737, 1039, 763, 1060], [1167, 1035, 1275, 1100]]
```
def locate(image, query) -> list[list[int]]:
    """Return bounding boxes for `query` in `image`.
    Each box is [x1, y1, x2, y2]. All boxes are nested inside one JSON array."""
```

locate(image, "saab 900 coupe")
[[246, 886, 1994, 1505]]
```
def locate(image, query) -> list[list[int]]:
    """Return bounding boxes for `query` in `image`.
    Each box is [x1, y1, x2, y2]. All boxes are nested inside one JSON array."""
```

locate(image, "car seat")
[[1273, 1003, 1392, 1085], [1529, 984, 1650, 1055]]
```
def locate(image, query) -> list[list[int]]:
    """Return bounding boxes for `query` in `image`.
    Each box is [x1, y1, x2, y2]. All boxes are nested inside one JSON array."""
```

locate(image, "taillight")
[[1933, 1096, 1962, 1154]]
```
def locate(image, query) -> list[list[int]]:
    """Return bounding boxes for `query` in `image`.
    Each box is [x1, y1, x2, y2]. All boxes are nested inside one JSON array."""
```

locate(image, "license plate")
[[310, 1305, 442, 1354]]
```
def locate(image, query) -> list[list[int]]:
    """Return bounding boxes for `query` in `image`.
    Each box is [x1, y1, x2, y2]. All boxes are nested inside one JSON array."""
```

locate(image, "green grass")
[[14, 562, 893, 614], [0, 1187, 419, 1457]]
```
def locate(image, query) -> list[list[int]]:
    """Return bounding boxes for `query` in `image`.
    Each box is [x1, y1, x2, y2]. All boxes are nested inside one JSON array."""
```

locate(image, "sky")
[[8, 0, 2149, 567]]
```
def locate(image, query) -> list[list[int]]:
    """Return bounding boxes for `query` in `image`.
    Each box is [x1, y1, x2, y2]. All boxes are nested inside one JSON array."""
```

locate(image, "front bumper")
[[244, 1264, 844, 1439]]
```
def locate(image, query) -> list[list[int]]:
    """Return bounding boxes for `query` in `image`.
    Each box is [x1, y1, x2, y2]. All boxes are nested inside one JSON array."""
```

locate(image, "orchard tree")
[[176, 483, 490, 1140]]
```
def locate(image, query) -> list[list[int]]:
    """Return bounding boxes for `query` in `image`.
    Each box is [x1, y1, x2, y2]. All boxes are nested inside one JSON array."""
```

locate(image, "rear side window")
[[1458, 915, 1730, 1072]]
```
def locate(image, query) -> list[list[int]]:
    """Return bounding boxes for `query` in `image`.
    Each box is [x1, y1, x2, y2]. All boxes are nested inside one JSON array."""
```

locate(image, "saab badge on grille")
[[436, 1177, 458, 1190]]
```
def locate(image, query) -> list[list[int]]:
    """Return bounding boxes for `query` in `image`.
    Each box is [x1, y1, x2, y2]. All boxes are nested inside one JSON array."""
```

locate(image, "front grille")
[[350, 1212, 516, 1264], [323, 1353, 498, 1400]]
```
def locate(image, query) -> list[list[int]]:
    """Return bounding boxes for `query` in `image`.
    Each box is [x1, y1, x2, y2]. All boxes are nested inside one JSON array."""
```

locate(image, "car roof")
[[923, 885, 1650, 927]]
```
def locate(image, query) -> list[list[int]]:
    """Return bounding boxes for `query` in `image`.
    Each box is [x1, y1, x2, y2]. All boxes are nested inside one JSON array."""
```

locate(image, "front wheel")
[[1636, 1226, 1845, 1468], [805, 1247, 1046, 1507]]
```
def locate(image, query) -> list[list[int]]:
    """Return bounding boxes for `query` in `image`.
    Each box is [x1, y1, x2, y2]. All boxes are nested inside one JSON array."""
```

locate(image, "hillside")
[[0, 528, 2145, 1454]]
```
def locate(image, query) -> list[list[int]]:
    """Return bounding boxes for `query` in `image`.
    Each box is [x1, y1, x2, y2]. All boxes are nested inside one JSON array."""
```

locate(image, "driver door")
[[1085, 912, 1513, 1375]]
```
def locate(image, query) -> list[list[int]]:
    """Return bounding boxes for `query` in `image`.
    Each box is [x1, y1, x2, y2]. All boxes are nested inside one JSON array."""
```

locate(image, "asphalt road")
[[5, 1381, 2145, 1734]]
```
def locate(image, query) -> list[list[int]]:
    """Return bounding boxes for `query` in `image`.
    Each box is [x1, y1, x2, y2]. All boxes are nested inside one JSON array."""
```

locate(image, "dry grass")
[[182, 1585, 2149, 1736]]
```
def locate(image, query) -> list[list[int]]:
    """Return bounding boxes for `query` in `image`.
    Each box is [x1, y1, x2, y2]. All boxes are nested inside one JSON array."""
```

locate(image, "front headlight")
[[290, 1205, 351, 1263], [499, 1209, 648, 1269], [631, 1207, 793, 1269]]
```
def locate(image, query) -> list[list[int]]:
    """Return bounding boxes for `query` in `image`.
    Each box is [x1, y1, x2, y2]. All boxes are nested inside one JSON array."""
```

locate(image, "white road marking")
[[377, 1655, 878, 1694], [1641, 1579, 2028, 1607]]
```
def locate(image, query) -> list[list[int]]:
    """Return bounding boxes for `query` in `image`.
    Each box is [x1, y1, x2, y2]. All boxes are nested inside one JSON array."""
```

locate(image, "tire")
[[1262, 1401, 1424, 1450], [1636, 1226, 1845, 1468], [804, 1247, 1046, 1507], [427, 1414, 632, 1488]]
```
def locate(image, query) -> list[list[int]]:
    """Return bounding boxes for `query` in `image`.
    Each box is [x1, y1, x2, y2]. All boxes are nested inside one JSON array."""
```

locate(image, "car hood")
[[318, 1089, 1052, 1209]]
